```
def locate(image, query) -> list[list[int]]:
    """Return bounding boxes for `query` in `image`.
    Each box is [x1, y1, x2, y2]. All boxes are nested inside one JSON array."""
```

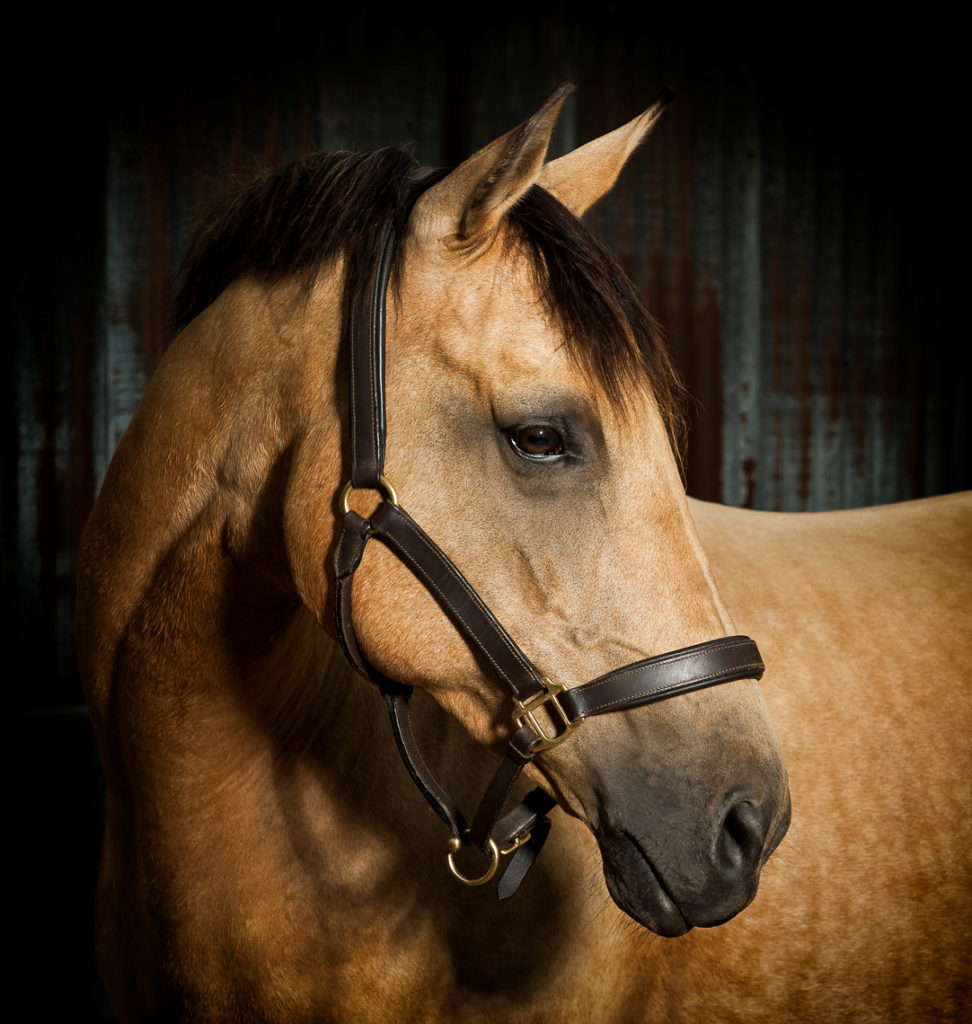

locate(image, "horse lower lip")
[[602, 833, 691, 937]]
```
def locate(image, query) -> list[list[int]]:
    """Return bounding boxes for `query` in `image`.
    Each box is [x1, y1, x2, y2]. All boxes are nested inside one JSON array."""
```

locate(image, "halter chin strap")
[[333, 168, 765, 898]]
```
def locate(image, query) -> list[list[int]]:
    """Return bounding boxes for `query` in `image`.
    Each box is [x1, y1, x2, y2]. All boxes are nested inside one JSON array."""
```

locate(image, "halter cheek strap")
[[333, 169, 765, 897]]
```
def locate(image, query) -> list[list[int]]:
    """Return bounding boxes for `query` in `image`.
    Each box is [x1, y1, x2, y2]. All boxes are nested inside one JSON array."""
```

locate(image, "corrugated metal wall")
[[7, 10, 967, 1020]]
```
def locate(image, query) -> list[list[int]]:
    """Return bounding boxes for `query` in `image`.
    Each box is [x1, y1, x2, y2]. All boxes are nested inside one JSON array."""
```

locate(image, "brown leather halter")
[[333, 169, 765, 898]]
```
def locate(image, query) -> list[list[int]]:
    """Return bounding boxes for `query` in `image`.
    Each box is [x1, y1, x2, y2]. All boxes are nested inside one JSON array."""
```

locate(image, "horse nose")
[[714, 796, 768, 874], [706, 791, 789, 913]]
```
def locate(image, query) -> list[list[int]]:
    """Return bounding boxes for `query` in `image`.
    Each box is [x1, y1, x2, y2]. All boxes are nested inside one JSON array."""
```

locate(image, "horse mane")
[[173, 148, 687, 451]]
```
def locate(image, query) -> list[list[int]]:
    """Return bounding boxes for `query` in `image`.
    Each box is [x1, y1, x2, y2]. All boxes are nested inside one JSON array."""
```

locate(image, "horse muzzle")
[[595, 783, 791, 936]]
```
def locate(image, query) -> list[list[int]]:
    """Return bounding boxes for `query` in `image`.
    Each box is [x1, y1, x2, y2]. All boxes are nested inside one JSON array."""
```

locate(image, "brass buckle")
[[338, 474, 399, 516], [512, 677, 580, 752], [500, 831, 532, 856]]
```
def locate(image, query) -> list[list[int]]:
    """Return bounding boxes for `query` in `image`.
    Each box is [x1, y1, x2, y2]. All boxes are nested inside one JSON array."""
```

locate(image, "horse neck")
[[80, 266, 366, 775]]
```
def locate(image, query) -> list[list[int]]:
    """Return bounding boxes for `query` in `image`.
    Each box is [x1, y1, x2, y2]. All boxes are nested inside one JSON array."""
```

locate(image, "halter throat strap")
[[333, 168, 765, 897]]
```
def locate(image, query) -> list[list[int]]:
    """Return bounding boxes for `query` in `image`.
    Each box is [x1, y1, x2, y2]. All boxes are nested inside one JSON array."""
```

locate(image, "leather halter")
[[333, 169, 765, 898]]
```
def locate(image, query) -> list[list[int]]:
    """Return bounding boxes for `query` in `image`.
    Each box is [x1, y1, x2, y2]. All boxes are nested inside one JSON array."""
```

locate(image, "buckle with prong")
[[512, 677, 580, 752]]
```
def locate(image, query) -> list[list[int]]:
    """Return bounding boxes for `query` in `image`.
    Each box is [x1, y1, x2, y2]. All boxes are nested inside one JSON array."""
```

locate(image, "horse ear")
[[537, 90, 673, 218], [412, 82, 575, 250]]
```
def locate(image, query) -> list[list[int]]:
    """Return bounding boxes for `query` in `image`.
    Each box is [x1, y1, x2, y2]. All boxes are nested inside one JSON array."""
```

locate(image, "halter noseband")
[[333, 169, 765, 897]]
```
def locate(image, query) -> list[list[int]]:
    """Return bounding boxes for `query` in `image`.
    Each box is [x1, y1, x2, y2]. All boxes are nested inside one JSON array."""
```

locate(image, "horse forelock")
[[172, 148, 687, 459], [505, 186, 687, 456]]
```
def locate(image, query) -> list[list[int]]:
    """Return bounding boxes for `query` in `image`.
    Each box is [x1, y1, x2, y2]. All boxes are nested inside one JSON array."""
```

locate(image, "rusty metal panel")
[[600, 43, 963, 512]]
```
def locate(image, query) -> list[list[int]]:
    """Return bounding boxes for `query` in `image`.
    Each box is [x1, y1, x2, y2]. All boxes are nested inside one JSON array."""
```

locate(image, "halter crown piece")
[[333, 169, 766, 897]]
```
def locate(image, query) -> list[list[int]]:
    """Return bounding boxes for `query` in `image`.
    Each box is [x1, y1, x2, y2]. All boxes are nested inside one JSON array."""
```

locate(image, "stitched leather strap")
[[559, 636, 764, 721], [347, 223, 391, 487], [348, 167, 450, 488], [369, 502, 546, 702], [385, 685, 466, 838]]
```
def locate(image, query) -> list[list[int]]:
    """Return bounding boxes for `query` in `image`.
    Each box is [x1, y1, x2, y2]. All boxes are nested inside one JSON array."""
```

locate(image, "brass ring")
[[338, 475, 400, 516], [446, 837, 500, 887]]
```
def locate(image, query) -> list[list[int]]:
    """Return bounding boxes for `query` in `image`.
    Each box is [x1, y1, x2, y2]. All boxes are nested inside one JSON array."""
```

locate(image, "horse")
[[76, 83, 970, 1023]]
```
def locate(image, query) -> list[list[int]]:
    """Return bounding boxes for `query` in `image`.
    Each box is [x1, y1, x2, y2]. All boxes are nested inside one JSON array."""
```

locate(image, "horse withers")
[[77, 84, 969, 1023]]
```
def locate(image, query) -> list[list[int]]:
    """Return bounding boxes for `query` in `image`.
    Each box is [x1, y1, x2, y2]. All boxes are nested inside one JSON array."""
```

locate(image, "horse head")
[[282, 84, 790, 936]]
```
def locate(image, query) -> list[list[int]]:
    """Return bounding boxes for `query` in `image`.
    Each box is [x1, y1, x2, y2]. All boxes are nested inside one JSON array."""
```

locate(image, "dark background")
[[6, 7, 966, 1019]]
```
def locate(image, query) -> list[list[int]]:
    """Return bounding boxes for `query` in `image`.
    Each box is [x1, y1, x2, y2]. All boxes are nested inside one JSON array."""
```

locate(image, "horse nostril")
[[715, 798, 765, 875]]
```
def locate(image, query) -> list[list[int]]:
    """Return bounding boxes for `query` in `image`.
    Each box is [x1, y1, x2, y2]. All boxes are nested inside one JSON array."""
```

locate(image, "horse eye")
[[507, 424, 566, 459]]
